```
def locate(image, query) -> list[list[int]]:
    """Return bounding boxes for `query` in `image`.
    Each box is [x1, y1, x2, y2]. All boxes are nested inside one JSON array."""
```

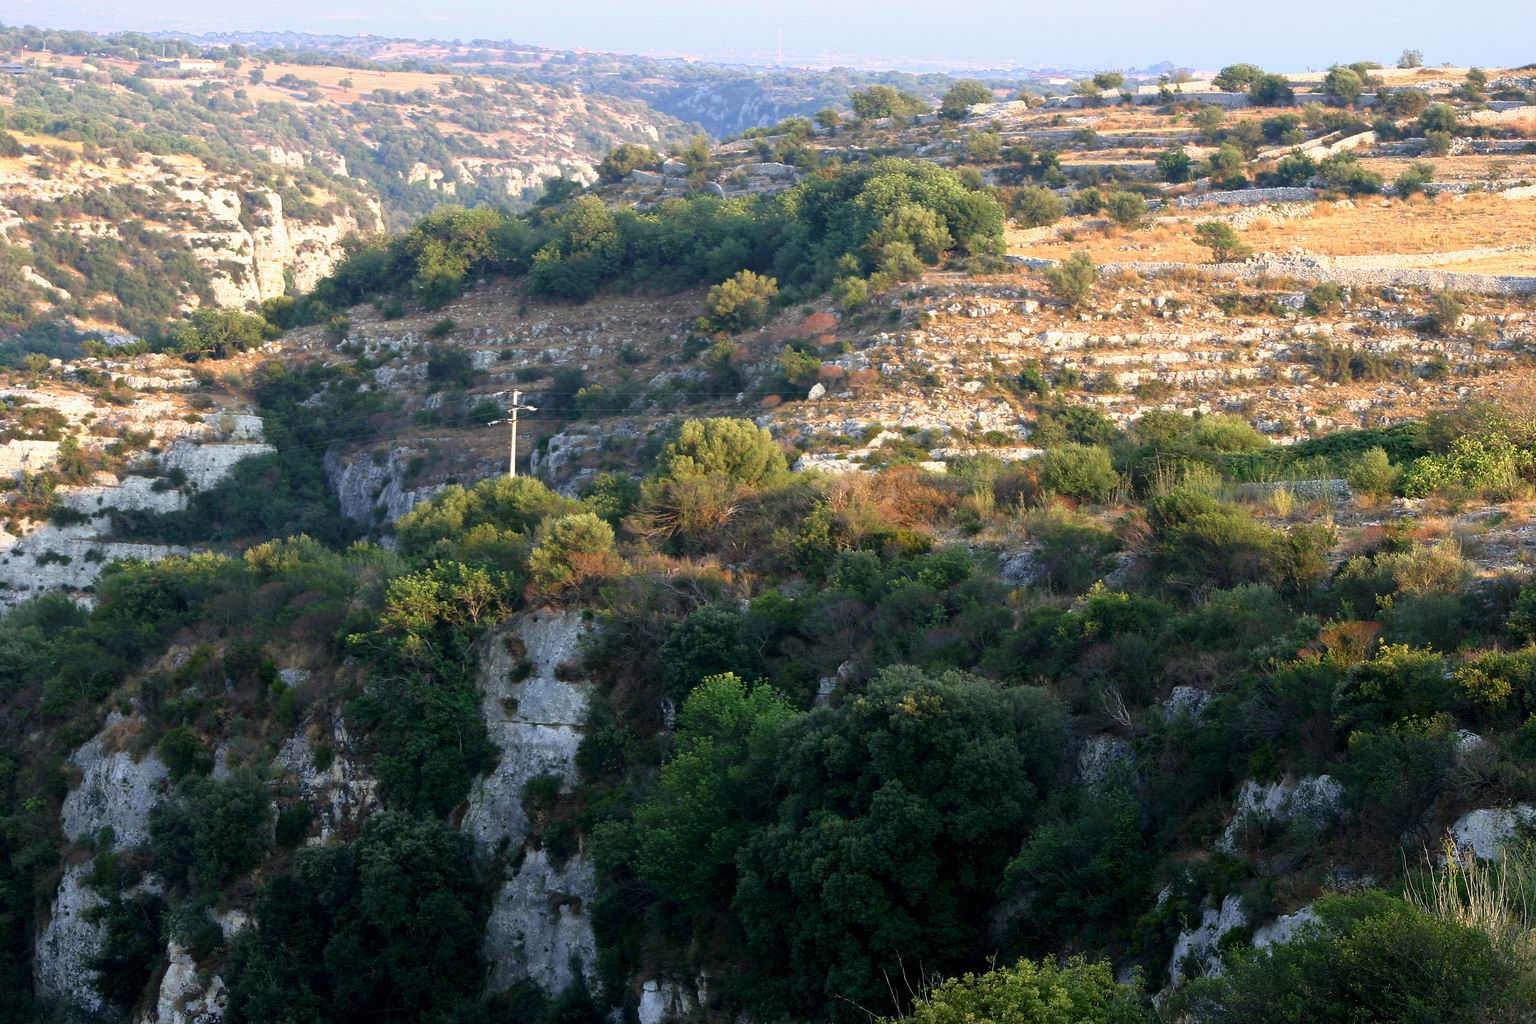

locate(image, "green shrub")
[[1345, 715, 1457, 829], [733, 666, 1066, 1016], [1037, 444, 1119, 503], [1303, 282, 1344, 314], [1247, 73, 1296, 106], [1273, 150, 1318, 186], [654, 417, 788, 487], [1401, 435, 1533, 500], [527, 512, 617, 593], [224, 813, 487, 1024], [597, 142, 661, 182], [1346, 447, 1401, 498], [1176, 892, 1530, 1023], [1425, 291, 1464, 336], [1320, 153, 1383, 195], [633, 673, 797, 910], [157, 725, 212, 781], [895, 956, 1149, 1024], [699, 270, 779, 333], [1012, 186, 1065, 227], [1104, 191, 1147, 228], [1022, 505, 1122, 592], [1511, 583, 1536, 643], [1156, 145, 1195, 183], [1043, 251, 1097, 308], [1395, 161, 1436, 195], [1194, 222, 1252, 263], [1003, 776, 1153, 950], [150, 768, 271, 893]]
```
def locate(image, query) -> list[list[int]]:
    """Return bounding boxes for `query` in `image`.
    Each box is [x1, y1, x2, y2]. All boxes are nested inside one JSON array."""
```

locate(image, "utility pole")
[[489, 390, 537, 477]]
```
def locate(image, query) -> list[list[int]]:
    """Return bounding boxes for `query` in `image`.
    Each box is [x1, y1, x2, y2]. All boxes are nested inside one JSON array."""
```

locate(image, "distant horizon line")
[[5, 17, 1473, 80]]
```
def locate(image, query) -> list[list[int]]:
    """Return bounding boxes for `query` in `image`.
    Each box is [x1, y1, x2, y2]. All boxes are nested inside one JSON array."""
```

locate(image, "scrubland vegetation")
[[2, 385, 1535, 1023], [6, 27, 1536, 1024]]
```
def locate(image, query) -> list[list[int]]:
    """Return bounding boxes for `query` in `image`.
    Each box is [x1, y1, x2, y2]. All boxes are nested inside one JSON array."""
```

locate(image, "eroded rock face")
[[1167, 893, 1247, 985], [35, 862, 110, 1015], [483, 849, 599, 996], [1218, 775, 1343, 851], [0, 405, 271, 609], [140, 941, 228, 1024], [274, 713, 380, 844], [39, 718, 170, 1011], [637, 979, 700, 1024], [467, 610, 599, 996], [1076, 734, 1132, 787], [60, 722, 171, 851], [323, 446, 442, 527], [1252, 904, 1320, 949]]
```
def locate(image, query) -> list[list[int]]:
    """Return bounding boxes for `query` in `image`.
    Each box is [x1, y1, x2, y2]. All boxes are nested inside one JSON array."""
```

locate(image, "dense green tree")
[[654, 418, 788, 487], [941, 79, 994, 118], [1156, 145, 1195, 183], [596, 142, 661, 182], [1003, 775, 1154, 950], [166, 308, 277, 360], [850, 85, 930, 120], [1248, 74, 1296, 106], [1323, 65, 1366, 106], [634, 673, 797, 910], [1012, 186, 1065, 227], [733, 665, 1067, 1017], [1213, 64, 1264, 93], [1194, 222, 1251, 263], [224, 813, 488, 1024]]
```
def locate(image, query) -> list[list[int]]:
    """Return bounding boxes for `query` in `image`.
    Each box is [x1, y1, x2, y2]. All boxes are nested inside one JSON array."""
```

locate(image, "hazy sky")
[[7, 0, 1535, 72]]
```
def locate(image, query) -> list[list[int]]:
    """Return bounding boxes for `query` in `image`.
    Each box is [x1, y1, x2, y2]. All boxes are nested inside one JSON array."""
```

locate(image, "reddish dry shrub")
[[847, 368, 880, 395], [1313, 619, 1382, 662], [866, 465, 958, 526], [800, 311, 839, 335]]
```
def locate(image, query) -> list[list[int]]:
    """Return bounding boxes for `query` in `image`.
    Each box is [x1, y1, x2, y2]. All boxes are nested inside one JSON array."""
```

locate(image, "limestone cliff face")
[[0, 145, 380, 331], [0, 375, 276, 610], [36, 714, 171, 1014], [185, 186, 382, 309], [323, 446, 443, 528], [466, 610, 600, 997]]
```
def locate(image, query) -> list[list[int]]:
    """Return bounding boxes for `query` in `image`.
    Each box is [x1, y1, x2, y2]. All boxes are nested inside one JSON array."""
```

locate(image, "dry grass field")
[[1008, 192, 1536, 267]]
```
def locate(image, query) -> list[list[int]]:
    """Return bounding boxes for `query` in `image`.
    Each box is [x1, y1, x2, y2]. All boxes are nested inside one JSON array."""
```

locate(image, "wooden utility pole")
[[490, 390, 537, 477]]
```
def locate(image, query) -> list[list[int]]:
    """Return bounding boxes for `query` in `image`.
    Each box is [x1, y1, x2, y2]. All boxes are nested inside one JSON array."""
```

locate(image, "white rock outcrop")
[[467, 610, 600, 996], [637, 979, 699, 1024], [1449, 805, 1536, 860], [38, 718, 170, 1011], [323, 447, 442, 526], [1076, 734, 1132, 787], [60, 724, 170, 850], [1218, 775, 1343, 851], [34, 862, 110, 1015], [274, 714, 380, 844], [1252, 904, 1321, 949], [141, 941, 228, 1024], [1168, 894, 1247, 985]]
